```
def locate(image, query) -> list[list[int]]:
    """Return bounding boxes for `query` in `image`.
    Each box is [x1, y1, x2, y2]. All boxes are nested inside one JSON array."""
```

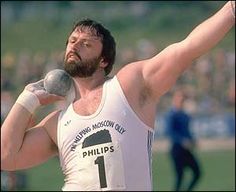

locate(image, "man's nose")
[[71, 42, 81, 52]]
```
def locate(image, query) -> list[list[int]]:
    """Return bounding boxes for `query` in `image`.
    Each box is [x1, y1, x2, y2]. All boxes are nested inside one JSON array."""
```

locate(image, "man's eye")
[[83, 42, 90, 47], [69, 39, 76, 43]]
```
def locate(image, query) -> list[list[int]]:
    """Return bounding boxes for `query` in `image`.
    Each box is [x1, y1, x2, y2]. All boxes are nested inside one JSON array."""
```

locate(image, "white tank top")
[[57, 76, 154, 191]]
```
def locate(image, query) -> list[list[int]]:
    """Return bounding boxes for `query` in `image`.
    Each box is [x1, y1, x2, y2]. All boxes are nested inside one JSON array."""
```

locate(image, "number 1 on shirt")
[[95, 156, 107, 188]]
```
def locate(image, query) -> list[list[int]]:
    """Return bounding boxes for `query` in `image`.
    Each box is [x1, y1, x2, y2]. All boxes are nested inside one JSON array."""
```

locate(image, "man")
[[1, 1, 235, 191], [165, 89, 201, 191]]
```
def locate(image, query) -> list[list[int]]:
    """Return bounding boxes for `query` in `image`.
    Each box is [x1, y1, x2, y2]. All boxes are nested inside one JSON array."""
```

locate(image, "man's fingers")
[[34, 79, 44, 87], [50, 94, 65, 100], [24, 79, 66, 106], [26, 79, 45, 92]]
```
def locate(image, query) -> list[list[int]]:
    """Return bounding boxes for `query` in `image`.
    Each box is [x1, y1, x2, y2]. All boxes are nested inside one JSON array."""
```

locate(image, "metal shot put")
[[44, 69, 73, 97]]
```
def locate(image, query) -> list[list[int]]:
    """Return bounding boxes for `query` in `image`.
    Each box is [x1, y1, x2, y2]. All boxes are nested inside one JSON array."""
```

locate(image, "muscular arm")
[[1, 81, 64, 171], [117, 2, 234, 127], [1, 103, 60, 171], [143, 1, 235, 101]]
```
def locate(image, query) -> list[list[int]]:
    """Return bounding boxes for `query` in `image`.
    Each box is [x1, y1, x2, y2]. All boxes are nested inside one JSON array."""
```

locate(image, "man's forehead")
[[70, 27, 101, 40]]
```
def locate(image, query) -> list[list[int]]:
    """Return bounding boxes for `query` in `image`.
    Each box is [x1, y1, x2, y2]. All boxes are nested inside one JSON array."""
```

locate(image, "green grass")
[[153, 149, 235, 191], [24, 157, 64, 191], [13, 149, 235, 191]]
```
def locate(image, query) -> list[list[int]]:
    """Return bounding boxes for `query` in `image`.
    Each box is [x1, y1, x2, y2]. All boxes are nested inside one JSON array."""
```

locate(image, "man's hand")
[[230, 1, 235, 18], [25, 79, 65, 106]]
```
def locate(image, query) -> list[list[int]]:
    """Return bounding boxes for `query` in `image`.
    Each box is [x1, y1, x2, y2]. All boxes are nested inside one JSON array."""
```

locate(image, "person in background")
[[165, 89, 201, 191]]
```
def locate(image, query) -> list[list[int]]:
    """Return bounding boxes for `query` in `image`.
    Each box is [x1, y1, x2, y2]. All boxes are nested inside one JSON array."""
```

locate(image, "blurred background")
[[1, 1, 235, 191]]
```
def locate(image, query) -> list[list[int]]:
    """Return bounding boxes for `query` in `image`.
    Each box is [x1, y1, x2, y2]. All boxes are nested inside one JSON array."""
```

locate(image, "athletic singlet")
[[57, 76, 154, 191]]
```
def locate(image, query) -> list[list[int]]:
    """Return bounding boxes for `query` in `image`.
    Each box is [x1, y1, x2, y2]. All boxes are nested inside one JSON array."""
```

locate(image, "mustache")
[[66, 50, 82, 61]]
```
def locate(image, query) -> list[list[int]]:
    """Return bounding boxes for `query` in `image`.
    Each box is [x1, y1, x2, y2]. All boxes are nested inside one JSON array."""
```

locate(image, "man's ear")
[[99, 58, 108, 68]]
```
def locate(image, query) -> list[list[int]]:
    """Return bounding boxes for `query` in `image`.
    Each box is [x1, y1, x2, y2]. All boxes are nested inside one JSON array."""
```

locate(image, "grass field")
[[16, 148, 235, 191], [152, 149, 235, 191]]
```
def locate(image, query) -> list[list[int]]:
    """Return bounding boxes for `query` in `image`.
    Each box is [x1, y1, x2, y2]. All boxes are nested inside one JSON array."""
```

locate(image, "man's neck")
[[73, 71, 107, 99]]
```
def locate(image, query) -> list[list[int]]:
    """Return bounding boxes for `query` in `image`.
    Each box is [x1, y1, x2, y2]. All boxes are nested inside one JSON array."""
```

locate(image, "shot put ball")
[[44, 69, 72, 97]]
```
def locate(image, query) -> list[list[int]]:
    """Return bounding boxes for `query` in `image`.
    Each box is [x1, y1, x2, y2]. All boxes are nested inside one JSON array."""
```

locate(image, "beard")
[[64, 54, 101, 78]]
